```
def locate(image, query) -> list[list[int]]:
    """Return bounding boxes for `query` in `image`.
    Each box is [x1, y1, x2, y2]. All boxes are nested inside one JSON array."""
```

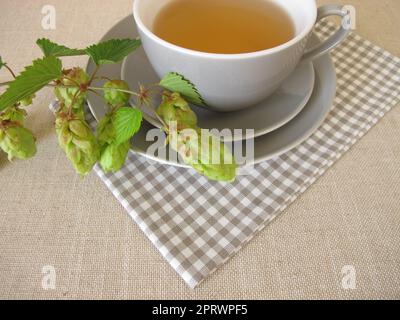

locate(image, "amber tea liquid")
[[153, 0, 295, 54]]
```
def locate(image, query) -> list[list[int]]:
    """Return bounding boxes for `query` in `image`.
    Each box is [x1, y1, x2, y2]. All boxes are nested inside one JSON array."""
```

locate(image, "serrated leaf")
[[36, 38, 86, 57], [113, 107, 142, 145], [85, 38, 141, 66], [159, 72, 205, 106], [0, 56, 62, 111]]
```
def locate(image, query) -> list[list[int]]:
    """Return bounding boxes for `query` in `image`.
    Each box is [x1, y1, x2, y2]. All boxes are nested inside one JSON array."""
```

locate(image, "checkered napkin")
[[51, 21, 400, 288]]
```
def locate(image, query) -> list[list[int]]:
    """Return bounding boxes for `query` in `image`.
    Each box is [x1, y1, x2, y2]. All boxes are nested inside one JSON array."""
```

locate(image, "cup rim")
[[133, 0, 318, 60]]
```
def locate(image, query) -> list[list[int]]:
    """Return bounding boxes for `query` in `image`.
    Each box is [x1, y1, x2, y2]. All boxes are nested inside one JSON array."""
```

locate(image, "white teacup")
[[133, 0, 350, 112]]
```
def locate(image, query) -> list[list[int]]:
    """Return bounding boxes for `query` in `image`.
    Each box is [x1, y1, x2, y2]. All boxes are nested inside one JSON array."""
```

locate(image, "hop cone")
[[57, 100, 85, 121], [97, 113, 115, 146], [157, 92, 198, 130], [54, 68, 89, 114], [97, 111, 130, 173], [0, 106, 27, 124], [56, 116, 100, 176], [103, 80, 131, 106], [0, 125, 37, 161], [169, 128, 237, 182], [99, 140, 130, 174]]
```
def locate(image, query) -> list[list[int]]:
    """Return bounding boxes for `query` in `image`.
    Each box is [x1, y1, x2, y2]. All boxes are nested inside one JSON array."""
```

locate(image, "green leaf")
[[0, 56, 4, 70], [113, 107, 142, 145], [0, 56, 62, 111], [85, 38, 141, 66], [36, 38, 86, 57], [159, 72, 205, 106]]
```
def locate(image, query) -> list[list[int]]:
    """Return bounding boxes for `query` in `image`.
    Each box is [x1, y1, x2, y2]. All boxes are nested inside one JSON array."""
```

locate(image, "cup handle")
[[301, 4, 351, 63]]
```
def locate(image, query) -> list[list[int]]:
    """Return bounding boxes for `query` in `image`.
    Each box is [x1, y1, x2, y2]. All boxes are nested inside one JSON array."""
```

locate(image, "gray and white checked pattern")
[[54, 21, 400, 288]]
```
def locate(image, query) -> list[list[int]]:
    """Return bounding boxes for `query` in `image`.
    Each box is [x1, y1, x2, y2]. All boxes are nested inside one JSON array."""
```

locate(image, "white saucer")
[[86, 16, 336, 167], [121, 46, 315, 141]]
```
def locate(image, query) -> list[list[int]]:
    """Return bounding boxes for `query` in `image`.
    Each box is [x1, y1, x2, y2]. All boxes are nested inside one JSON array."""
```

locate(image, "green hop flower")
[[57, 100, 85, 121], [55, 116, 100, 176], [157, 92, 198, 130], [0, 125, 37, 161], [0, 106, 27, 124], [96, 111, 131, 173], [19, 94, 36, 107], [169, 128, 237, 182], [103, 80, 131, 106], [54, 68, 89, 108], [99, 140, 130, 173], [97, 113, 115, 146]]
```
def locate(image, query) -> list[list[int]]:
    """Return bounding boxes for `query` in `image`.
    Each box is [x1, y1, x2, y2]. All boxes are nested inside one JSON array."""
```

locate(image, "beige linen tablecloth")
[[0, 0, 399, 299]]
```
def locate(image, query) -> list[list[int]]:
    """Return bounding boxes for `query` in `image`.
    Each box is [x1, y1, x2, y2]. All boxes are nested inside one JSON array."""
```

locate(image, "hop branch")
[[0, 39, 236, 182]]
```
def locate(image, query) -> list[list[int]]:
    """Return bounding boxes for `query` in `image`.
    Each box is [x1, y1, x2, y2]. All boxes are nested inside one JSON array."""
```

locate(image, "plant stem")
[[151, 108, 168, 129], [67, 89, 82, 117], [88, 65, 100, 86], [4, 64, 17, 79], [146, 83, 162, 90], [94, 76, 112, 82], [88, 89, 103, 99], [0, 81, 78, 89], [89, 86, 140, 97]]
